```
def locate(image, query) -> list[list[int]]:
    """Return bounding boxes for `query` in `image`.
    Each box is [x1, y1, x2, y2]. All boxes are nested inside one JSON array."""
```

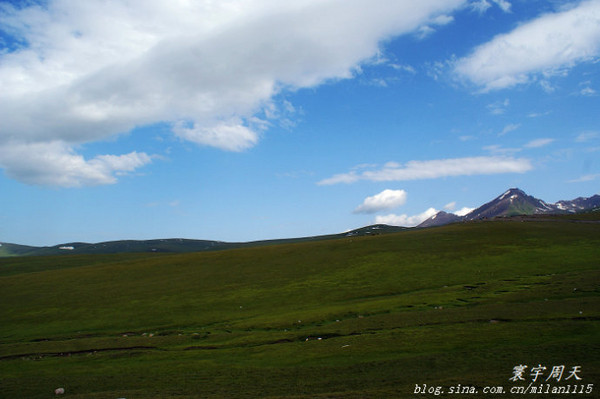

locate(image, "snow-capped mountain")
[[464, 188, 554, 220], [418, 188, 600, 228], [555, 195, 600, 213]]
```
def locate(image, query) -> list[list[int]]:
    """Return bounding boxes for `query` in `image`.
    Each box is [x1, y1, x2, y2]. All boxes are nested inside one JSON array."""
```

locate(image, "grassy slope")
[[0, 220, 599, 398], [0, 243, 39, 257]]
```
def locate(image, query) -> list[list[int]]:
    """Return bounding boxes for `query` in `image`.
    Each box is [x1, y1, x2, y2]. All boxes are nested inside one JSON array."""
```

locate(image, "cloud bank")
[[375, 208, 438, 227], [375, 201, 475, 227], [0, 0, 467, 186], [318, 156, 532, 185], [455, 0, 600, 91]]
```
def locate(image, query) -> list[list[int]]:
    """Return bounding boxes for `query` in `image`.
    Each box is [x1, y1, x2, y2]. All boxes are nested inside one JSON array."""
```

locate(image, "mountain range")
[[418, 188, 600, 228], [1, 188, 598, 257]]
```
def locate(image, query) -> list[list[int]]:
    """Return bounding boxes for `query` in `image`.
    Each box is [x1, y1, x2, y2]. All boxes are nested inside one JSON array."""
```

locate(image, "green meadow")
[[1, 219, 599, 398]]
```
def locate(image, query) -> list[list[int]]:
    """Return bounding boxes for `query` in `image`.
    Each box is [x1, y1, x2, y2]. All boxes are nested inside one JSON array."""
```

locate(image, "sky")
[[0, 0, 599, 246]]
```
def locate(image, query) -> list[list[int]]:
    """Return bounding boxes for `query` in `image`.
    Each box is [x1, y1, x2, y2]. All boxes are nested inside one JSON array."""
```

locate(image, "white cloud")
[[454, 206, 475, 216], [375, 208, 438, 227], [444, 201, 474, 216], [0, 141, 151, 187], [0, 0, 468, 186], [354, 189, 407, 214], [524, 138, 555, 148], [318, 156, 532, 185], [454, 0, 600, 91]]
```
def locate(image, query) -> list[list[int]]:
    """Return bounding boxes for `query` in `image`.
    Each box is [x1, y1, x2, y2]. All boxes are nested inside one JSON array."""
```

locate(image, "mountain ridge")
[[418, 188, 600, 228]]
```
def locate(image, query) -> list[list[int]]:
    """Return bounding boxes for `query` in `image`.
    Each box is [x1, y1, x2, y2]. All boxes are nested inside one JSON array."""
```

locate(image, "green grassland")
[[1, 219, 599, 398]]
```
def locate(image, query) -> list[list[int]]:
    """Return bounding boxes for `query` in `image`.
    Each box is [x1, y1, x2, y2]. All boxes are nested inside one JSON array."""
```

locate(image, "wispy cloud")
[[498, 123, 521, 136], [491, 0, 512, 13], [318, 156, 532, 185], [568, 174, 600, 183], [580, 86, 597, 96], [354, 189, 407, 214], [483, 145, 521, 155], [484, 137, 554, 154], [576, 131, 599, 142], [524, 138, 555, 148], [528, 111, 551, 118], [539, 80, 556, 93], [390, 63, 417, 74], [487, 99, 510, 115], [444, 201, 457, 211], [417, 14, 455, 39], [470, 0, 511, 14], [470, 0, 492, 14], [454, 0, 600, 91]]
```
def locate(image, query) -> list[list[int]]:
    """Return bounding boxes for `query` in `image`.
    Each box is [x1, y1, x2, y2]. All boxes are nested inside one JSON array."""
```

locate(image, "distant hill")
[[0, 239, 233, 257], [343, 224, 407, 237], [0, 225, 406, 257], [419, 188, 600, 228]]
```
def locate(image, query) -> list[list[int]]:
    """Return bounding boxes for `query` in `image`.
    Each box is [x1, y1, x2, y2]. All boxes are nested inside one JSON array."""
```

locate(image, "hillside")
[[0, 242, 39, 257], [1, 218, 599, 398]]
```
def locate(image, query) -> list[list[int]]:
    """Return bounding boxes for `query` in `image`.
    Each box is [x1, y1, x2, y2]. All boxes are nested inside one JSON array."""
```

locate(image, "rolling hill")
[[1, 215, 599, 397]]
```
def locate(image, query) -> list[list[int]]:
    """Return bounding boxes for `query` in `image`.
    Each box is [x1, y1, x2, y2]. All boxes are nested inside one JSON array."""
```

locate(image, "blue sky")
[[1, 0, 599, 246]]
